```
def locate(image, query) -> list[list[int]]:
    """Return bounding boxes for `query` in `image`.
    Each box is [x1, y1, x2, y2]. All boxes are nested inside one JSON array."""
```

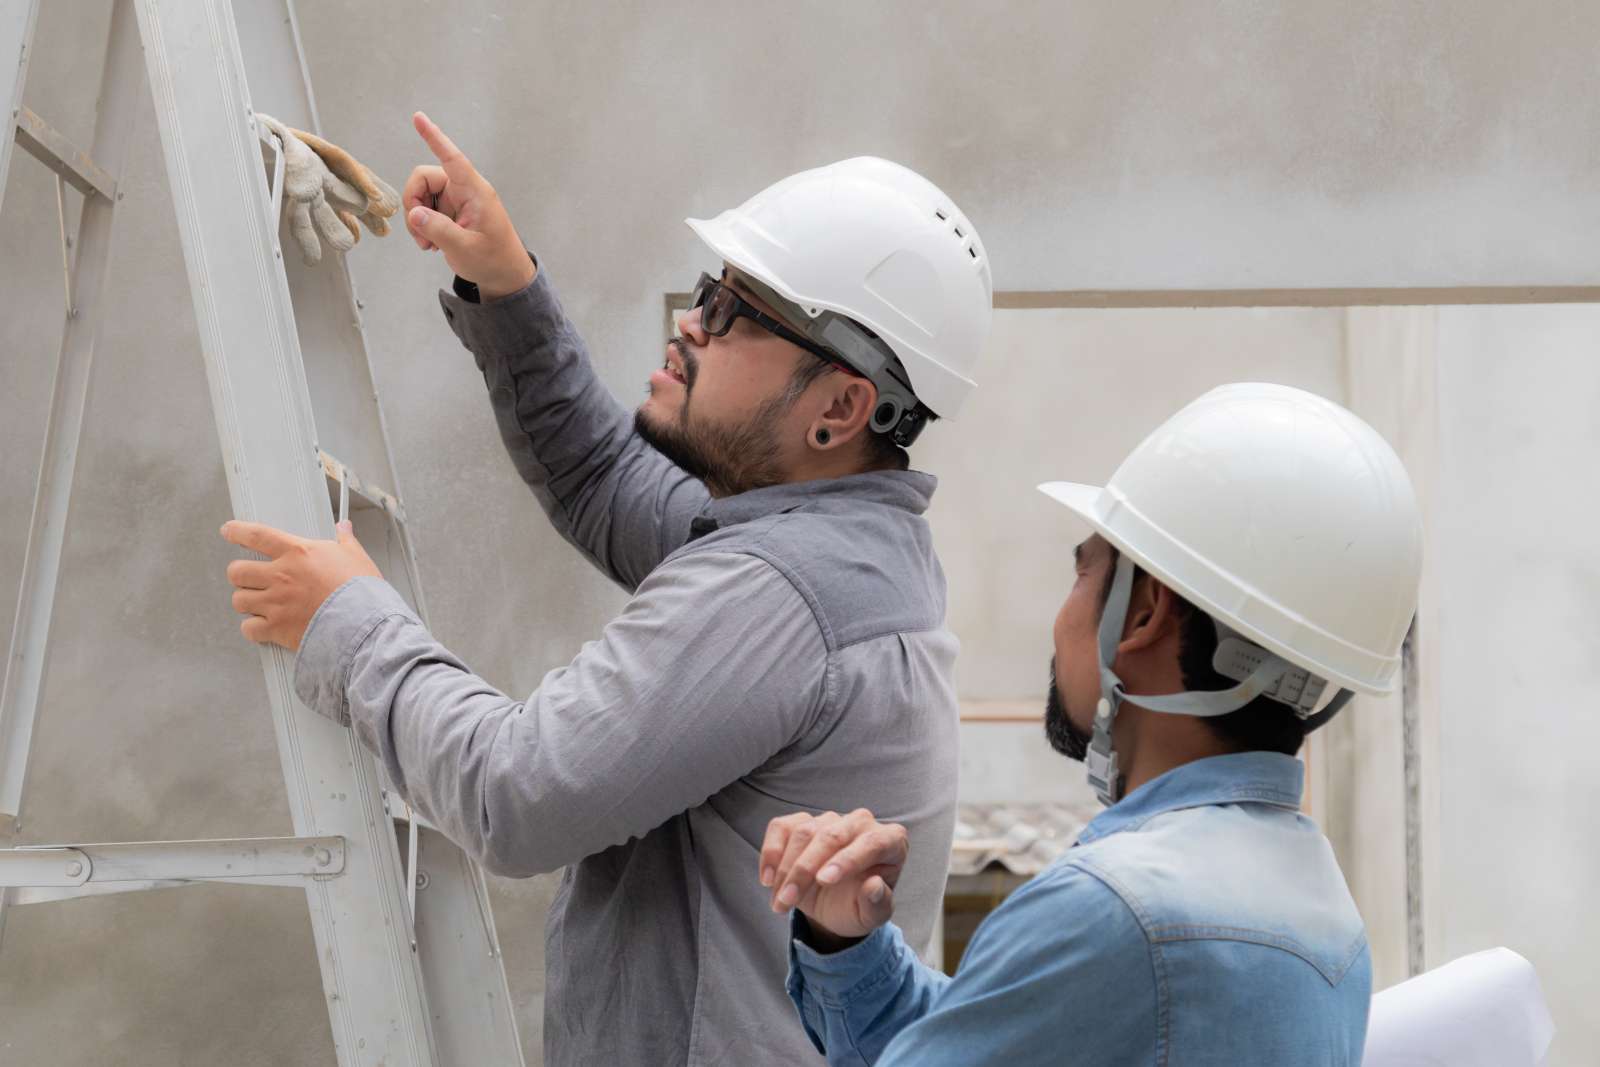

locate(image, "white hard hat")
[[1039, 383, 1423, 804], [686, 157, 993, 424]]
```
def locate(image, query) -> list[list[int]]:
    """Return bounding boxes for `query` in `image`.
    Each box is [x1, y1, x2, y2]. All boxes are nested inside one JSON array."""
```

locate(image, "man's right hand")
[[403, 111, 536, 301], [761, 809, 909, 951]]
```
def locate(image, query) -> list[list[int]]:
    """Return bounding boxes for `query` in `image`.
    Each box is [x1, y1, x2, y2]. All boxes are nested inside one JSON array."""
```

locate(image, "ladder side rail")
[[0, 0, 141, 846], [0, 0, 40, 215], [267, 3, 526, 1060], [132, 2, 439, 1064]]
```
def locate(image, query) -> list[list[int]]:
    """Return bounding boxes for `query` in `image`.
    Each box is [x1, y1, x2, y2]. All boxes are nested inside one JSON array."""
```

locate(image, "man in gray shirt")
[[221, 112, 993, 1065]]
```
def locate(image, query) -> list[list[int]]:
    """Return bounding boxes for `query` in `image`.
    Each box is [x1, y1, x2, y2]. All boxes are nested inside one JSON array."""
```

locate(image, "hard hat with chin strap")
[[687, 157, 992, 447], [1039, 382, 1424, 806]]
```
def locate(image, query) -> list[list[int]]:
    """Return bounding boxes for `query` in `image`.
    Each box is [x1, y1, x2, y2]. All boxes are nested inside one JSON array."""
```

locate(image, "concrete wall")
[[5, 0, 1600, 1062], [1325, 307, 1600, 1067], [1317, 306, 1443, 992], [1429, 309, 1600, 1067]]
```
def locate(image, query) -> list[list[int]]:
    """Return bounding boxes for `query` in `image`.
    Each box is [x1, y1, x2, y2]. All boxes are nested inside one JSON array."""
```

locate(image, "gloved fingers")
[[287, 198, 321, 264], [326, 184, 389, 238], [333, 161, 398, 220], [321, 168, 367, 211], [310, 194, 356, 255], [363, 172, 400, 219], [322, 178, 393, 239], [274, 133, 325, 203], [294, 126, 400, 219], [335, 208, 362, 245]]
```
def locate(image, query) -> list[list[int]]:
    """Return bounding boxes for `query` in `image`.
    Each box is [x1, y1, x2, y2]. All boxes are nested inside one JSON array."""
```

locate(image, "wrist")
[[478, 256, 537, 302], [796, 912, 868, 954]]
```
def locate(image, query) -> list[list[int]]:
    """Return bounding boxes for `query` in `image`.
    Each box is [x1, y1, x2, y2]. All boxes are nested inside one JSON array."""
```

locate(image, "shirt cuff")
[[787, 913, 904, 1005], [293, 576, 417, 726], [436, 254, 553, 364]]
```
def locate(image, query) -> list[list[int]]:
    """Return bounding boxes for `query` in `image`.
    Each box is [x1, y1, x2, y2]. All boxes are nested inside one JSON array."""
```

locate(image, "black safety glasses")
[[689, 273, 862, 377]]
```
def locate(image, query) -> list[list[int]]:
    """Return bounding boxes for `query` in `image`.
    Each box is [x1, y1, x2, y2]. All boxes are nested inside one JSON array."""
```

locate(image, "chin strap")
[[1084, 555, 1352, 807]]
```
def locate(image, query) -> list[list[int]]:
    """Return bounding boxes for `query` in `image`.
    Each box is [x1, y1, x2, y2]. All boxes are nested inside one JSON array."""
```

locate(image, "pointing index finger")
[[413, 111, 476, 182]]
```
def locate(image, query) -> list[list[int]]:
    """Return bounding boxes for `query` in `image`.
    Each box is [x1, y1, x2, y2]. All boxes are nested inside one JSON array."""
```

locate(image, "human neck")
[[782, 447, 886, 487], [1111, 702, 1239, 798]]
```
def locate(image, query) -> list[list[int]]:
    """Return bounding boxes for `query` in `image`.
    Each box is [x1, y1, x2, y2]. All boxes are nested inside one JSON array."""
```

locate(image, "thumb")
[[858, 875, 894, 929], [335, 520, 358, 546], [408, 205, 472, 254]]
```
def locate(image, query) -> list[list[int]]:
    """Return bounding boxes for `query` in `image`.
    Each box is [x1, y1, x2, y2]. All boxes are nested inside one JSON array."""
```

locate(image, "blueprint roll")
[[1362, 947, 1554, 1067]]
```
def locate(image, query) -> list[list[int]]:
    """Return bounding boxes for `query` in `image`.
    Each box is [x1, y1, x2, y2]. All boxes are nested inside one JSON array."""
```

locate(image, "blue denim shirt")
[[787, 752, 1371, 1066]]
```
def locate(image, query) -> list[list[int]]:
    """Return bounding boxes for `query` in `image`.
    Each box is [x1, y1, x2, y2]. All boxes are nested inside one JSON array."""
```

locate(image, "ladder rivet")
[[313, 848, 332, 867], [415, 871, 429, 890], [64, 861, 83, 877]]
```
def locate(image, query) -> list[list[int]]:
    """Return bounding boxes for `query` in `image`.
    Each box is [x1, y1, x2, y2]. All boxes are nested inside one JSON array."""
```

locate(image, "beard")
[[1044, 656, 1091, 762], [635, 338, 792, 497]]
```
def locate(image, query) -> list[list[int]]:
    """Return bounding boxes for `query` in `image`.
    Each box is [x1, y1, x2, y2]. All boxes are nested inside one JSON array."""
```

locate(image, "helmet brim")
[[1036, 481, 1396, 697]]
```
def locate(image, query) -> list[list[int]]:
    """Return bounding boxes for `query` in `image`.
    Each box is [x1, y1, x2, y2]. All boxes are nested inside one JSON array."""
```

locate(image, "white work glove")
[[256, 113, 396, 265], [293, 125, 401, 239]]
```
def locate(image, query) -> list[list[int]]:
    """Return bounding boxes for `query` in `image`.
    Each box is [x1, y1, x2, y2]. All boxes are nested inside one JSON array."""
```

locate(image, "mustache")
[[668, 337, 699, 392]]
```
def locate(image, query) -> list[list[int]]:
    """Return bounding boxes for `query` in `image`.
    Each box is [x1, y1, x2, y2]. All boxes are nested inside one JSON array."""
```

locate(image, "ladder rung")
[[0, 834, 345, 889], [319, 450, 407, 523], [383, 789, 435, 831], [8, 874, 310, 906], [12, 106, 116, 201]]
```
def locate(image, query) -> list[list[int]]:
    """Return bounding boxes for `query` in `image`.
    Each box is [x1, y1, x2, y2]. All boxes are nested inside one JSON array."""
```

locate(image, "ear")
[[1117, 575, 1183, 654], [806, 375, 878, 452]]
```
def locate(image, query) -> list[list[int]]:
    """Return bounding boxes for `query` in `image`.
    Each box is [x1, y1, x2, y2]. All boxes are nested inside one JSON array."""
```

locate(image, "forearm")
[[788, 917, 951, 1066], [440, 265, 708, 589], [293, 554, 828, 877], [291, 577, 568, 874]]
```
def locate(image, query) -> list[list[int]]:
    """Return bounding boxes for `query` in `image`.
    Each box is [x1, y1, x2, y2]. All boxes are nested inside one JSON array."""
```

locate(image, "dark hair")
[[1101, 547, 1308, 756], [786, 360, 911, 472]]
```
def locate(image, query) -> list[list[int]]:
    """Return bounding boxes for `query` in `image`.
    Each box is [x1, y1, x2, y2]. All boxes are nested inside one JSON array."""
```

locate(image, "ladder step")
[[0, 834, 345, 904], [320, 450, 407, 523], [12, 106, 116, 201]]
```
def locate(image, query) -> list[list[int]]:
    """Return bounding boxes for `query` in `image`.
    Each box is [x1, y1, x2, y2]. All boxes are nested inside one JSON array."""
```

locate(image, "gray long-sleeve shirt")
[[293, 267, 960, 1066]]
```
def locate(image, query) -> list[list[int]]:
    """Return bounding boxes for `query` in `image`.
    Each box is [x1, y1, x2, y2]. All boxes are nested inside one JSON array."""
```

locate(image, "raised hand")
[[403, 111, 536, 300], [760, 809, 910, 950]]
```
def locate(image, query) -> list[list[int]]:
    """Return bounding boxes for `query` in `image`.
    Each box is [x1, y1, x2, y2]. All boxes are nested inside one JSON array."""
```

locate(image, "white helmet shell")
[[1040, 383, 1423, 695], [687, 157, 993, 420]]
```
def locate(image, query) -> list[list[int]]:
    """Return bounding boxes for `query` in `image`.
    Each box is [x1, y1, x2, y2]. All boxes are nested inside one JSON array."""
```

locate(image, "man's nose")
[[676, 305, 710, 346]]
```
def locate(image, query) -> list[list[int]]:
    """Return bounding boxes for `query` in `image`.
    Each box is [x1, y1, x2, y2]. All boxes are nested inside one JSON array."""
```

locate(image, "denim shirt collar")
[[1075, 751, 1305, 846]]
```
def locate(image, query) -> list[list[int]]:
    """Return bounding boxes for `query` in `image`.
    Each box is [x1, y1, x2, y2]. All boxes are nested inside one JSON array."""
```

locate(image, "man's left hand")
[[222, 519, 381, 651]]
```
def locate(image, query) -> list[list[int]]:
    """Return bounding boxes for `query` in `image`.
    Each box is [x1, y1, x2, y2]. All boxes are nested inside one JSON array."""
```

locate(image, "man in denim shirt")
[[761, 384, 1424, 1065]]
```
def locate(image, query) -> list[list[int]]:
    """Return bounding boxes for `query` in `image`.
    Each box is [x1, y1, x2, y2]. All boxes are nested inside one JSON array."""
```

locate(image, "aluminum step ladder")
[[0, 2, 525, 1063]]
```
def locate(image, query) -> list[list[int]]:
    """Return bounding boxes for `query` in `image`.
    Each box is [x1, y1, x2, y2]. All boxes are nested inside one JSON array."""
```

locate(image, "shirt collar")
[[700, 469, 936, 529], [1075, 751, 1305, 846]]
